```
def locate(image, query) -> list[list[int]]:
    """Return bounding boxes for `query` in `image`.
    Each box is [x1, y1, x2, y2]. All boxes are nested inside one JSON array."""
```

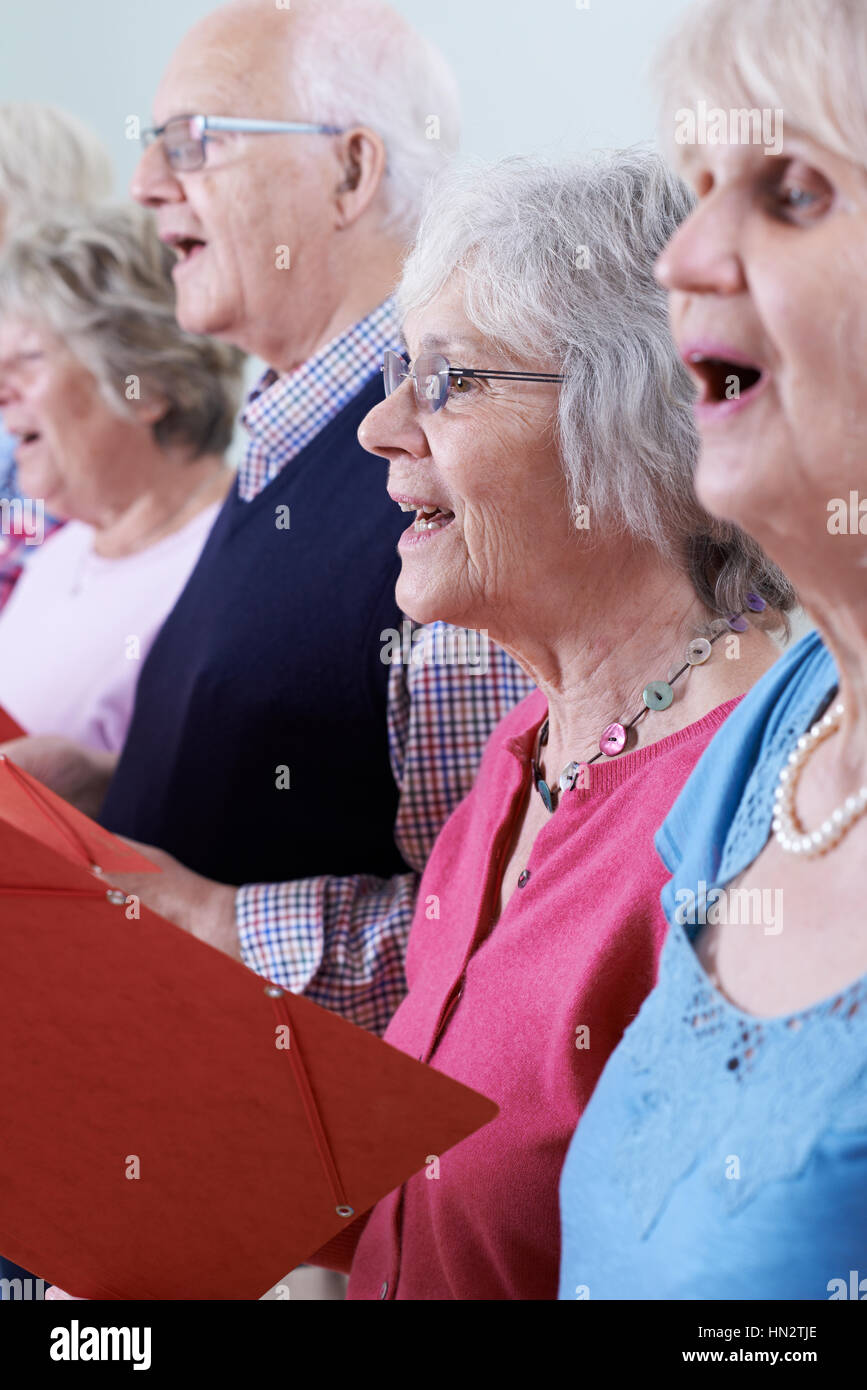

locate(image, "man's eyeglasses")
[[382, 349, 564, 413], [140, 115, 345, 172]]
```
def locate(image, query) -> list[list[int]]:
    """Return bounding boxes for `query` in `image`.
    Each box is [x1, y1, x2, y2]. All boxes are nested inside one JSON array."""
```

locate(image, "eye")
[[448, 371, 476, 396], [773, 161, 833, 223]]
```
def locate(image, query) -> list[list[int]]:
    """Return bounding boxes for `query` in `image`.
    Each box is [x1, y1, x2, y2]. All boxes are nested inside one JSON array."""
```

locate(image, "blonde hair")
[[655, 0, 867, 168], [0, 103, 113, 234]]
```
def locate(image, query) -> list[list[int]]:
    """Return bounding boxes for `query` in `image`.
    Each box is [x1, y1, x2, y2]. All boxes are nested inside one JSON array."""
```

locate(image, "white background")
[[0, 0, 696, 194]]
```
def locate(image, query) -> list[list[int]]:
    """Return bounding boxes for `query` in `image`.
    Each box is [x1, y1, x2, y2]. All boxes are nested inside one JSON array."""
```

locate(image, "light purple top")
[[0, 502, 221, 752]]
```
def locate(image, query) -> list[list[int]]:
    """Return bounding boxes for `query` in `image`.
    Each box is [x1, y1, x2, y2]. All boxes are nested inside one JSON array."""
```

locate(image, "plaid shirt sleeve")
[[236, 622, 536, 1034]]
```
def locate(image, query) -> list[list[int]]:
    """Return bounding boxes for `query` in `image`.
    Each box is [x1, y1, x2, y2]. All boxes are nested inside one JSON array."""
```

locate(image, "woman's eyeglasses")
[[140, 115, 345, 173], [382, 349, 564, 413]]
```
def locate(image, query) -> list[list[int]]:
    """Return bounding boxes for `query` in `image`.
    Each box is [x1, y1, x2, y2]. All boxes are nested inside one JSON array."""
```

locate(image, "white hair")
[[654, 0, 867, 169], [289, 0, 461, 240], [0, 103, 113, 234], [398, 151, 796, 625]]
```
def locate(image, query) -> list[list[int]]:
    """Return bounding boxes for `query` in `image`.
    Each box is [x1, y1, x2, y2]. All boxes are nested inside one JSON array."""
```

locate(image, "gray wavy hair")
[[0, 102, 113, 236], [0, 203, 244, 457], [398, 150, 796, 627]]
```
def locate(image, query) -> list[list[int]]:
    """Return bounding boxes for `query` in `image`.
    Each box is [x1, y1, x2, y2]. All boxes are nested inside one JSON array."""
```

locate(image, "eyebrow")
[[417, 332, 485, 357]]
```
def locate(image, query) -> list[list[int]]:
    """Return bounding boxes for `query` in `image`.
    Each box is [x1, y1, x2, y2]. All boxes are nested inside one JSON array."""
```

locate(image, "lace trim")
[[613, 926, 867, 1237]]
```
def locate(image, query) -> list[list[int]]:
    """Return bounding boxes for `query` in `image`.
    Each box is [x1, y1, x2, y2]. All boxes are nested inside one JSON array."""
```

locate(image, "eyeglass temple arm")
[[453, 369, 565, 383], [198, 117, 344, 135]]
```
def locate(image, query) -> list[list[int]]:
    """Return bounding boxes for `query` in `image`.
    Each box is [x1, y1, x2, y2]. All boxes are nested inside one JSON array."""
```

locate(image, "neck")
[[783, 576, 867, 789], [252, 233, 405, 373], [91, 449, 229, 559], [493, 550, 781, 775]]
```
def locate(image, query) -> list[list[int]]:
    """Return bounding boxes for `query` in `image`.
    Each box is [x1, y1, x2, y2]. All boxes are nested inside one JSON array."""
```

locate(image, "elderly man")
[[2, 0, 532, 1038]]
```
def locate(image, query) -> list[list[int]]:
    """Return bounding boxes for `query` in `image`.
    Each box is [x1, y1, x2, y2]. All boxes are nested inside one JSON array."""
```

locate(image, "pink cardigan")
[[344, 689, 741, 1300]]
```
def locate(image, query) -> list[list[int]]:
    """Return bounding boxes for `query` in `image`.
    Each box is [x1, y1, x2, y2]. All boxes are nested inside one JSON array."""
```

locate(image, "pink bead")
[[600, 722, 627, 757]]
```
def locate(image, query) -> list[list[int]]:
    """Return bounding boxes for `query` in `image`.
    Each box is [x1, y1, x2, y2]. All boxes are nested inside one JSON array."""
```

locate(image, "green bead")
[[643, 680, 674, 711]]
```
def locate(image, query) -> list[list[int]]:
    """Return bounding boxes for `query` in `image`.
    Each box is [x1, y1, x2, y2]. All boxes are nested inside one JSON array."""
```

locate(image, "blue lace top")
[[558, 630, 867, 1300]]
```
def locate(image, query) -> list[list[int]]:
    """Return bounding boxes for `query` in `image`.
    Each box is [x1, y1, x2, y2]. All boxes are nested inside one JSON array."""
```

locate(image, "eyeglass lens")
[[383, 351, 450, 412], [147, 117, 204, 171]]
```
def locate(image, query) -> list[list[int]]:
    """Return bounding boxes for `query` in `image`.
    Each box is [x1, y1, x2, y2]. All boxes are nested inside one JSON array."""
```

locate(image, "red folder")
[[0, 759, 497, 1299], [0, 706, 25, 741]]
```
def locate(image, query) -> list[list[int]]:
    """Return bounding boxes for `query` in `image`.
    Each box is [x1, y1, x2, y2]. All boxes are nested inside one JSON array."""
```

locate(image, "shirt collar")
[[242, 296, 402, 443]]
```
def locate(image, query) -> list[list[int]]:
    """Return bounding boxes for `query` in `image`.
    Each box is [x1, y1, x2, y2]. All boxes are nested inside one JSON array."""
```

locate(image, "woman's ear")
[[130, 391, 170, 429], [333, 127, 389, 229]]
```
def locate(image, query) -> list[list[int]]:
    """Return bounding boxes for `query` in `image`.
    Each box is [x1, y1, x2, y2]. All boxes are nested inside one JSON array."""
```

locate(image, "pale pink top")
[[0, 503, 221, 752]]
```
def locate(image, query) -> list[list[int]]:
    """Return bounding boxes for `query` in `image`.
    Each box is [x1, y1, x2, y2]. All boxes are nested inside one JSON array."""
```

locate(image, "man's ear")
[[333, 127, 389, 228]]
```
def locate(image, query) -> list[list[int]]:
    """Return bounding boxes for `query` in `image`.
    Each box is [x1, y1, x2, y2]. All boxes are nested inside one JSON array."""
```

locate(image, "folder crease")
[[1, 755, 99, 869], [268, 988, 354, 1217]]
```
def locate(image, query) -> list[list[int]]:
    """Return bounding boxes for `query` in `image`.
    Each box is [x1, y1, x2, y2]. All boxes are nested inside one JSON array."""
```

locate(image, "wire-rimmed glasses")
[[382, 348, 564, 413], [140, 115, 346, 172]]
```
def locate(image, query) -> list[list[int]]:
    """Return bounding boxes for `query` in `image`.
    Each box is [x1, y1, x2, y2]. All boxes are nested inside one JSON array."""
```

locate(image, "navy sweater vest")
[[100, 373, 409, 886]]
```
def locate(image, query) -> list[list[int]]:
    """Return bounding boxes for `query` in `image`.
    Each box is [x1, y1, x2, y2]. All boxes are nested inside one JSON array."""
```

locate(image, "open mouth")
[[686, 352, 764, 405], [167, 236, 207, 265], [395, 499, 456, 534]]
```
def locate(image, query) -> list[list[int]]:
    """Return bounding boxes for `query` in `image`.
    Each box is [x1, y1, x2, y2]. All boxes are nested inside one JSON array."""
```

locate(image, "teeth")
[[394, 499, 453, 532], [413, 513, 450, 534], [396, 501, 443, 515]]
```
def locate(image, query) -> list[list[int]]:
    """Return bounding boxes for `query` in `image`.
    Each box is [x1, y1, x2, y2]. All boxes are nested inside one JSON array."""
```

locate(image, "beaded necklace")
[[531, 597, 766, 813]]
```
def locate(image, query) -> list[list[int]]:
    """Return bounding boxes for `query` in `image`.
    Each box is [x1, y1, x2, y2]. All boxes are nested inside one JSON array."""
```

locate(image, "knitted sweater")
[[341, 687, 742, 1299]]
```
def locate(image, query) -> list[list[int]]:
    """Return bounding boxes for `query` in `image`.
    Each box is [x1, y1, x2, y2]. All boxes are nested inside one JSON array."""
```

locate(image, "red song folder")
[[0, 758, 497, 1299], [0, 706, 26, 741]]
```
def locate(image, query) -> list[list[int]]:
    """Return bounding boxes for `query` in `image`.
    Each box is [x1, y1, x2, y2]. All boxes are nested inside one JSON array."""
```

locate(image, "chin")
[[396, 573, 453, 628], [174, 292, 233, 342], [696, 444, 789, 537]]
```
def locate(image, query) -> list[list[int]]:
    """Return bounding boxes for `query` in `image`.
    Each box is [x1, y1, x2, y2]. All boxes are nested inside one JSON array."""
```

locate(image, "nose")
[[130, 138, 185, 208], [655, 187, 747, 298], [357, 381, 430, 462], [0, 366, 19, 409]]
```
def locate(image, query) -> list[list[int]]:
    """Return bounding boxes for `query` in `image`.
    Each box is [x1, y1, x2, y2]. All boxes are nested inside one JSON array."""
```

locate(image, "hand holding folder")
[[0, 755, 498, 1298]]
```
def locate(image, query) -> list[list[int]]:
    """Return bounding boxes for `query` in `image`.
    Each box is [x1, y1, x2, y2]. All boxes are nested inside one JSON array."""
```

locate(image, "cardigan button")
[[517, 870, 531, 888], [378, 1281, 389, 1300]]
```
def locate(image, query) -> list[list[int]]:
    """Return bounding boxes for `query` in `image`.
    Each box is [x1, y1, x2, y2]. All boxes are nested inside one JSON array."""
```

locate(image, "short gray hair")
[[398, 150, 796, 627], [290, 0, 461, 241], [0, 204, 244, 457], [0, 103, 113, 235]]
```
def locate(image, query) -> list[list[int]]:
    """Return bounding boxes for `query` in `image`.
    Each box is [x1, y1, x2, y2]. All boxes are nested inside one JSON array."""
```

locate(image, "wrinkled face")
[[357, 279, 570, 633], [0, 318, 146, 522], [657, 128, 867, 554], [130, 14, 340, 356]]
